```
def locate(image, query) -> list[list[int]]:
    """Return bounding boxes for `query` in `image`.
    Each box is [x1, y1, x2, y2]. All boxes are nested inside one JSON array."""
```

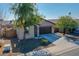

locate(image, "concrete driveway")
[[59, 47, 79, 56], [42, 36, 79, 56]]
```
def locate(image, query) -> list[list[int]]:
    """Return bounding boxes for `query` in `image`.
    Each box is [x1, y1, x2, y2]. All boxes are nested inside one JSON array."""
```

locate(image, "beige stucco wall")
[[16, 27, 24, 40], [25, 26, 34, 39], [52, 25, 54, 33], [16, 24, 54, 40], [16, 26, 34, 40]]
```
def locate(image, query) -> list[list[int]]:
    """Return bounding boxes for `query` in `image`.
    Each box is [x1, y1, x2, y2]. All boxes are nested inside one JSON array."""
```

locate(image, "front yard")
[[3, 33, 79, 56], [16, 38, 52, 54]]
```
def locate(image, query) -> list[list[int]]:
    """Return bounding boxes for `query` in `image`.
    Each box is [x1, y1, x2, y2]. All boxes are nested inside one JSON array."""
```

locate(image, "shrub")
[[55, 16, 78, 34], [40, 38, 49, 46]]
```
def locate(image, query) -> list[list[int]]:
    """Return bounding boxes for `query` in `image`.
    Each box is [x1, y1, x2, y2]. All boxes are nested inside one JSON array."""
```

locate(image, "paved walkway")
[[41, 36, 79, 56]]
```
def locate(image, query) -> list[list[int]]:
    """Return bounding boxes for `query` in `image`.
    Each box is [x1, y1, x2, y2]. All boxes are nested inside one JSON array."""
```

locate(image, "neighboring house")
[[17, 19, 55, 40], [0, 20, 16, 38], [0, 20, 12, 27]]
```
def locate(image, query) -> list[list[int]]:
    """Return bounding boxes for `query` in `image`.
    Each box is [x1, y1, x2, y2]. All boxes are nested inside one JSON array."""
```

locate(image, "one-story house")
[[34, 19, 55, 36], [16, 19, 55, 40]]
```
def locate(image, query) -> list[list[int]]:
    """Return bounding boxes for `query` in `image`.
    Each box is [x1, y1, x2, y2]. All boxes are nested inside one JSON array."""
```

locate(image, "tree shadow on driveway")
[[17, 39, 41, 53]]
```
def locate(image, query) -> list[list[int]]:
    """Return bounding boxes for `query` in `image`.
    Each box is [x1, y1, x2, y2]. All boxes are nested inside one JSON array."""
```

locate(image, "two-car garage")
[[39, 26, 52, 34], [34, 20, 54, 37]]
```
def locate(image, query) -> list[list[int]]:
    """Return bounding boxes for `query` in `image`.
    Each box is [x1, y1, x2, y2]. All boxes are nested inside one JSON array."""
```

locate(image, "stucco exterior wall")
[[52, 25, 54, 33], [16, 24, 54, 40], [16, 26, 35, 40], [25, 26, 34, 39], [16, 27, 24, 40]]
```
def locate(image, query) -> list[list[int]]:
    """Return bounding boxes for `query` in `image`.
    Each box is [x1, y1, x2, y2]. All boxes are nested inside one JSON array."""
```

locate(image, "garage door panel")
[[39, 26, 52, 34]]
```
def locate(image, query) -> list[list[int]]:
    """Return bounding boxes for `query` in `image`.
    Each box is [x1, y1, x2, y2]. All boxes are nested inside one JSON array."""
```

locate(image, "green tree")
[[11, 3, 42, 39], [55, 16, 78, 34]]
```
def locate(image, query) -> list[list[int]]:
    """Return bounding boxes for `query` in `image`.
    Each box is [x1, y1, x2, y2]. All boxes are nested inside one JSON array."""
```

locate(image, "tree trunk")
[[63, 28, 66, 35], [23, 27, 26, 40]]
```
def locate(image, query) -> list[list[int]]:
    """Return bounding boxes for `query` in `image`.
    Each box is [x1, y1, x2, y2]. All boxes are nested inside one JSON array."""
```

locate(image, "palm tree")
[[11, 3, 42, 40]]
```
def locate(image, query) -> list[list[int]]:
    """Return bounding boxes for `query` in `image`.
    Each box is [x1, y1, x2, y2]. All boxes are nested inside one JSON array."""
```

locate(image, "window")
[[25, 27, 29, 33]]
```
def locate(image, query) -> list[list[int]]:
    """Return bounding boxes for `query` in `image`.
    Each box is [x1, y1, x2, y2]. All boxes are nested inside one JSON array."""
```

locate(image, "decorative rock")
[[26, 50, 52, 56]]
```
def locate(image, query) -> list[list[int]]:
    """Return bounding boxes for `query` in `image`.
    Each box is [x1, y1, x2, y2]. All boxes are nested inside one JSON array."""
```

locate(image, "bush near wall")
[[40, 38, 50, 46]]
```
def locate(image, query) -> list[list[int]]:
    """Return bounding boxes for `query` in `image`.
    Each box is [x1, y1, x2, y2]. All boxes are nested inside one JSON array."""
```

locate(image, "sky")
[[0, 3, 79, 20]]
